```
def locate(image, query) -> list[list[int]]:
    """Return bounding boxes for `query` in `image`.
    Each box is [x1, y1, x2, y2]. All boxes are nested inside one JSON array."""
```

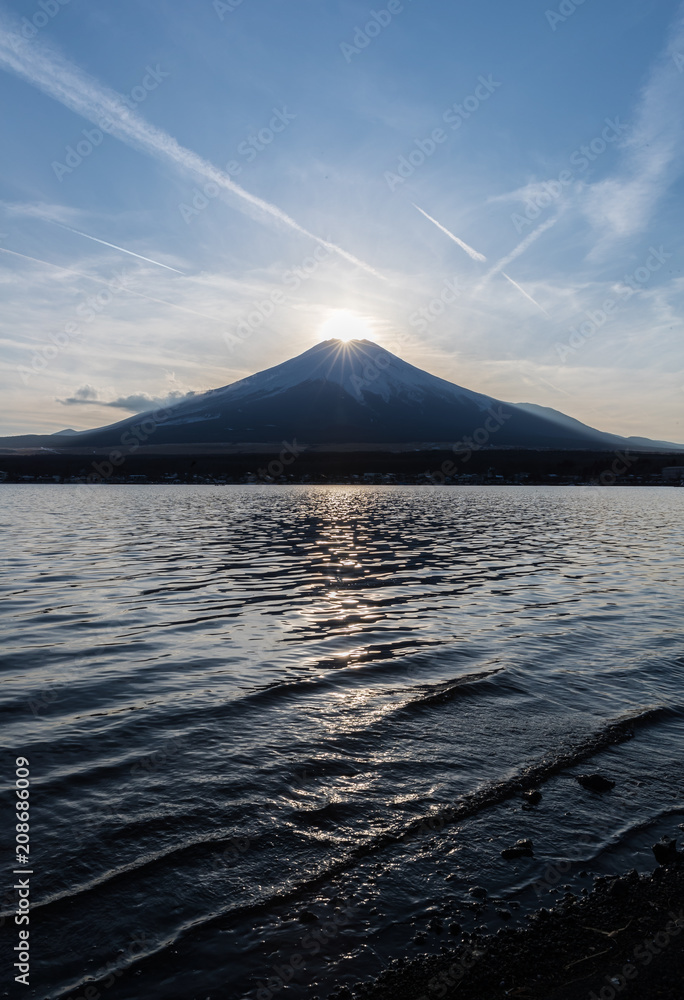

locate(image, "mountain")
[[4, 340, 683, 453], [513, 403, 684, 452]]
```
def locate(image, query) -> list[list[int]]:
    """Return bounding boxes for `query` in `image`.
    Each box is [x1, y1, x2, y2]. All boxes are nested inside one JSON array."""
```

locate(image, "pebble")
[[501, 838, 534, 859], [576, 773, 615, 792], [652, 836, 680, 866]]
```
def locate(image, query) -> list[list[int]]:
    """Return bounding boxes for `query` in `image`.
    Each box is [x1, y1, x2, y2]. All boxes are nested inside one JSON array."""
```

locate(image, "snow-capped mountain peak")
[[206, 339, 493, 409], [60, 339, 684, 451]]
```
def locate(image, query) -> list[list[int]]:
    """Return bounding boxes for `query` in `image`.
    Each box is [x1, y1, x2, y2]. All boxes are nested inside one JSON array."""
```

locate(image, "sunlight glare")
[[317, 310, 374, 343]]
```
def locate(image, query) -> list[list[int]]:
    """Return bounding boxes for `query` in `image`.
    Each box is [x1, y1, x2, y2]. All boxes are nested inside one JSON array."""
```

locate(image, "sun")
[[317, 310, 375, 343]]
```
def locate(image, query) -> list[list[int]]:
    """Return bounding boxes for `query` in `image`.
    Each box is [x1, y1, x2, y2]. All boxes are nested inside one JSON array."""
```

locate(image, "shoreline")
[[343, 861, 684, 1000], [0, 446, 682, 488]]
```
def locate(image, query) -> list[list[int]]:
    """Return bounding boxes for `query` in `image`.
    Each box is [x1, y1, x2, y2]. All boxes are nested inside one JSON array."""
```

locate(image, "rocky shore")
[[340, 857, 684, 1000]]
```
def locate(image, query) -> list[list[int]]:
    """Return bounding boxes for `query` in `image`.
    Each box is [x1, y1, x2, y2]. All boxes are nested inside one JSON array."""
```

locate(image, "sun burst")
[[317, 310, 374, 343]]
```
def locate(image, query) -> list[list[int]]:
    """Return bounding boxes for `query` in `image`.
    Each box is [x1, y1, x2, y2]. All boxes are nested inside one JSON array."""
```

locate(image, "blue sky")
[[1, 0, 683, 439]]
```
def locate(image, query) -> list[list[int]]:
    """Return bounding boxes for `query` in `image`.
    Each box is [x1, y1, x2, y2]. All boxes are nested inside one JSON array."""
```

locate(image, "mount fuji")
[[12, 340, 684, 452]]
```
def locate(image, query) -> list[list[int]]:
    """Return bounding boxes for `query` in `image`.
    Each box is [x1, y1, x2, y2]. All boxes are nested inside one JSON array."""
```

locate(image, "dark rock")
[[448, 922, 462, 935], [468, 885, 488, 899], [577, 773, 615, 792], [298, 910, 317, 923], [497, 908, 512, 920], [427, 916, 443, 933], [501, 839, 534, 859], [651, 836, 680, 866], [522, 789, 542, 805]]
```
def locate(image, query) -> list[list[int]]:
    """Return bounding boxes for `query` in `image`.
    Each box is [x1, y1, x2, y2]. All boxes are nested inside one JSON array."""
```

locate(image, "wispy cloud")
[[413, 204, 487, 261], [486, 181, 563, 206], [0, 245, 221, 321], [57, 385, 198, 412], [502, 271, 549, 316], [55, 225, 185, 273], [484, 217, 558, 280], [1, 199, 85, 225], [0, 17, 383, 279], [583, 4, 684, 249]]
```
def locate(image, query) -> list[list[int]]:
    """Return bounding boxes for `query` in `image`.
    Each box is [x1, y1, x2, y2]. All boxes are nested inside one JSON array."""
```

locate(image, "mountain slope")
[[514, 402, 684, 452], [7, 340, 683, 452]]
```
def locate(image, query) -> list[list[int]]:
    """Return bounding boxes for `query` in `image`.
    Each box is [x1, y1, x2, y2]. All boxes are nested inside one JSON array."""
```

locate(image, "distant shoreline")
[[2, 479, 683, 487], [1, 447, 682, 488]]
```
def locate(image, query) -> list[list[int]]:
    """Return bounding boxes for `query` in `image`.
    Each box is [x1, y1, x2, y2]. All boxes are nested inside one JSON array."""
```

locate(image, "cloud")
[[583, 5, 684, 248], [412, 204, 487, 261], [0, 199, 85, 225], [0, 17, 383, 279], [487, 181, 564, 206], [57, 387, 198, 412], [484, 217, 558, 280], [55, 225, 185, 273], [0, 244, 222, 323], [501, 272, 549, 316], [61, 384, 99, 403]]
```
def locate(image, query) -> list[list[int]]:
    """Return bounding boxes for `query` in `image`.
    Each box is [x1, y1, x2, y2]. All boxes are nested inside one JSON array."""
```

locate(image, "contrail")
[[485, 217, 557, 280], [56, 225, 185, 273], [0, 245, 223, 321], [0, 20, 383, 279], [502, 271, 549, 316], [413, 204, 487, 262]]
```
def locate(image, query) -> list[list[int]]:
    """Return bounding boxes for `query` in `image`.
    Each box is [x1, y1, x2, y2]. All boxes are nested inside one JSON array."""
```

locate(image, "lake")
[[2, 485, 683, 1000]]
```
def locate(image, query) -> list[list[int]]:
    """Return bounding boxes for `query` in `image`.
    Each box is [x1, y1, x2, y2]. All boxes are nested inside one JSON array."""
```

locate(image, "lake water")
[[2, 485, 683, 1000]]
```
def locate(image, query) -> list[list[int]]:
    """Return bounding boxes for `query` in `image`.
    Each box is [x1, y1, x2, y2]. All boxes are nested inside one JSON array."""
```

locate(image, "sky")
[[0, 0, 683, 440]]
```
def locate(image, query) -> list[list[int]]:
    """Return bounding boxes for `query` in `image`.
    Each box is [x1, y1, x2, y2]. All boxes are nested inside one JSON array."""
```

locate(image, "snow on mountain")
[[219, 339, 494, 407], [159, 339, 495, 428], [37, 339, 683, 451]]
